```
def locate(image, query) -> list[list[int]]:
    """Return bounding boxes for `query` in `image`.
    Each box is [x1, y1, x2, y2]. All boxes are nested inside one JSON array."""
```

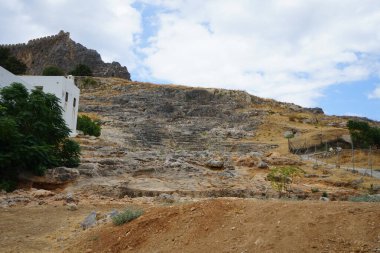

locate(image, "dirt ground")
[[67, 199, 380, 253], [3, 198, 376, 253]]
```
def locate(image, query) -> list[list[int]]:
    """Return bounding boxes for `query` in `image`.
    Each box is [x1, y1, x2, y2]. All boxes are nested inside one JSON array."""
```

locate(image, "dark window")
[[73, 98, 76, 107], [65, 92, 69, 102]]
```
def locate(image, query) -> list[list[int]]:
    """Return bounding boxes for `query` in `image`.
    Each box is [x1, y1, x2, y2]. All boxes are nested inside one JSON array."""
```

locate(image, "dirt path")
[[68, 199, 380, 253], [0, 203, 127, 253]]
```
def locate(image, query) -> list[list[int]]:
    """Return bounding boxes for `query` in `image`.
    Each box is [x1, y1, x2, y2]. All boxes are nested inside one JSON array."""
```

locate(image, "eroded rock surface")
[[73, 79, 281, 198], [72, 78, 369, 200]]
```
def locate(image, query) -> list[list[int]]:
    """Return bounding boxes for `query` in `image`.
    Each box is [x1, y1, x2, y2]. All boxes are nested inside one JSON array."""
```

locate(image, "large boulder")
[[257, 161, 269, 169], [20, 167, 79, 188], [81, 211, 97, 229], [30, 189, 55, 198], [206, 160, 224, 170]]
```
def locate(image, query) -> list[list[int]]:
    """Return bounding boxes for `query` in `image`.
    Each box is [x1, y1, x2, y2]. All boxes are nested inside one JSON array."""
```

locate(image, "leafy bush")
[[69, 64, 92, 76], [347, 120, 380, 148], [0, 47, 27, 74], [348, 195, 380, 202], [82, 77, 98, 88], [58, 139, 81, 167], [267, 166, 304, 198], [0, 83, 80, 188], [42, 66, 65, 76], [77, 115, 101, 137], [112, 207, 143, 226], [322, 191, 328, 198]]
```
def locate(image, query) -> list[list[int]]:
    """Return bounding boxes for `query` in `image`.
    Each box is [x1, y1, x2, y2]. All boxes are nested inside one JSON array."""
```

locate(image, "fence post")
[[351, 142, 355, 172], [369, 146, 373, 177], [336, 148, 340, 168], [314, 145, 317, 166]]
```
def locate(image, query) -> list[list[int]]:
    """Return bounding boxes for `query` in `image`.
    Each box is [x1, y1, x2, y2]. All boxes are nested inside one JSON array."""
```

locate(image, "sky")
[[1, 0, 380, 120]]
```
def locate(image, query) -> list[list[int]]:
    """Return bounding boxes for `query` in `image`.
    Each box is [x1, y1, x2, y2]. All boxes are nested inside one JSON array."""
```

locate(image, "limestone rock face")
[[1, 31, 130, 79], [75, 80, 282, 198], [21, 167, 80, 188]]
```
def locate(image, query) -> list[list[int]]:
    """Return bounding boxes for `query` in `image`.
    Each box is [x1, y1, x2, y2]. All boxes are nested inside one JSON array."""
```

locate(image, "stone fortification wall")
[[1, 31, 130, 80]]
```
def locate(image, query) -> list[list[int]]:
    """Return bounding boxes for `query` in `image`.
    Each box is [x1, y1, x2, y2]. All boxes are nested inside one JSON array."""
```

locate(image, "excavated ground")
[[67, 199, 380, 253], [1, 198, 379, 253]]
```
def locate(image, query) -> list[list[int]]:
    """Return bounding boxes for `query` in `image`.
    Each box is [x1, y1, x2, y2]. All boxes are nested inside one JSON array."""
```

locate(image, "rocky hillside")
[[69, 77, 379, 199], [1, 31, 130, 79]]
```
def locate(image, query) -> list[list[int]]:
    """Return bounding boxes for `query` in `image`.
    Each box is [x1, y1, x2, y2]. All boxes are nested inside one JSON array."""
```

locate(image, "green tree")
[[267, 166, 304, 198], [0, 83, 80, 191], [42, 66, 65, 76], [347, 120, 380, 148], [69, 64, 93, 76], [0, 47, 27, 74], [77, 115, 101, 137]]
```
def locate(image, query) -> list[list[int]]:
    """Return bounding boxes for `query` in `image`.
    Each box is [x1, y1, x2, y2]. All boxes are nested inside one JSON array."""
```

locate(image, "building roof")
[[19, 75, 79, 92], [0, 66, 32, 89]]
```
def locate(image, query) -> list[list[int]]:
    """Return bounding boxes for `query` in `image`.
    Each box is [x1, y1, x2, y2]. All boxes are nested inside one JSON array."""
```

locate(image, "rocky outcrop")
[[72, 80, 285, 198], [19, 167, 79, 189], [79, 82, 273, 153], [1, 31, 130, 79]]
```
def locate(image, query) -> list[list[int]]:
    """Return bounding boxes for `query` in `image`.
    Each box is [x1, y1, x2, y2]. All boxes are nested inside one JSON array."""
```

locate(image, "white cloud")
[[368, 86, 380, 99], [1, 0, 380, 108], [0, 0, 142, 70], [140, 0, 380, 106]]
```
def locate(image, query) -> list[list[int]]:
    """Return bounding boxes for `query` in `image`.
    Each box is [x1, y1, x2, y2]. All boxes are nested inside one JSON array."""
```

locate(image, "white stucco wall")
[[19, 75, 80, 136], [0, 66, 32, 89]]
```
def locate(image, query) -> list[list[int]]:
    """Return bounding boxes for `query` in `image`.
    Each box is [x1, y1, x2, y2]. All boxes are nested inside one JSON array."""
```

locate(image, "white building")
[[0, 66, 80, 136], [0, 66, 32, 89]]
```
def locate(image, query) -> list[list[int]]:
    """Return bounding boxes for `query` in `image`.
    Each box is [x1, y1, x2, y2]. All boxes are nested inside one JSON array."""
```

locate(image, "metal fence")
[[301, 148, 380, 177], [289, 138, 380, 177]]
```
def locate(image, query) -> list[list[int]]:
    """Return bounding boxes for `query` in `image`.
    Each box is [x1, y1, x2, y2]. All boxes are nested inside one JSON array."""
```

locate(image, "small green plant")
[[311, 187, 319, 193], [267, 166, 304, 198], [77, 115, 101, 137], [322, 192, 328, 198], [112, 207, 143, 226], [82, 77, 98, 88]]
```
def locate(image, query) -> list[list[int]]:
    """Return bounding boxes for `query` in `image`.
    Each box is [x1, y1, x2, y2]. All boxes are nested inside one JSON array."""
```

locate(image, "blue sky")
[[1, 0, 380, 120]]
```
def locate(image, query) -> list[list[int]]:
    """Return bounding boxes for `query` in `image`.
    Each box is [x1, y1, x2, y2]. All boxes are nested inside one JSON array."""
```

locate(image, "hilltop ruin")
[[1, 31, 131, 79]]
